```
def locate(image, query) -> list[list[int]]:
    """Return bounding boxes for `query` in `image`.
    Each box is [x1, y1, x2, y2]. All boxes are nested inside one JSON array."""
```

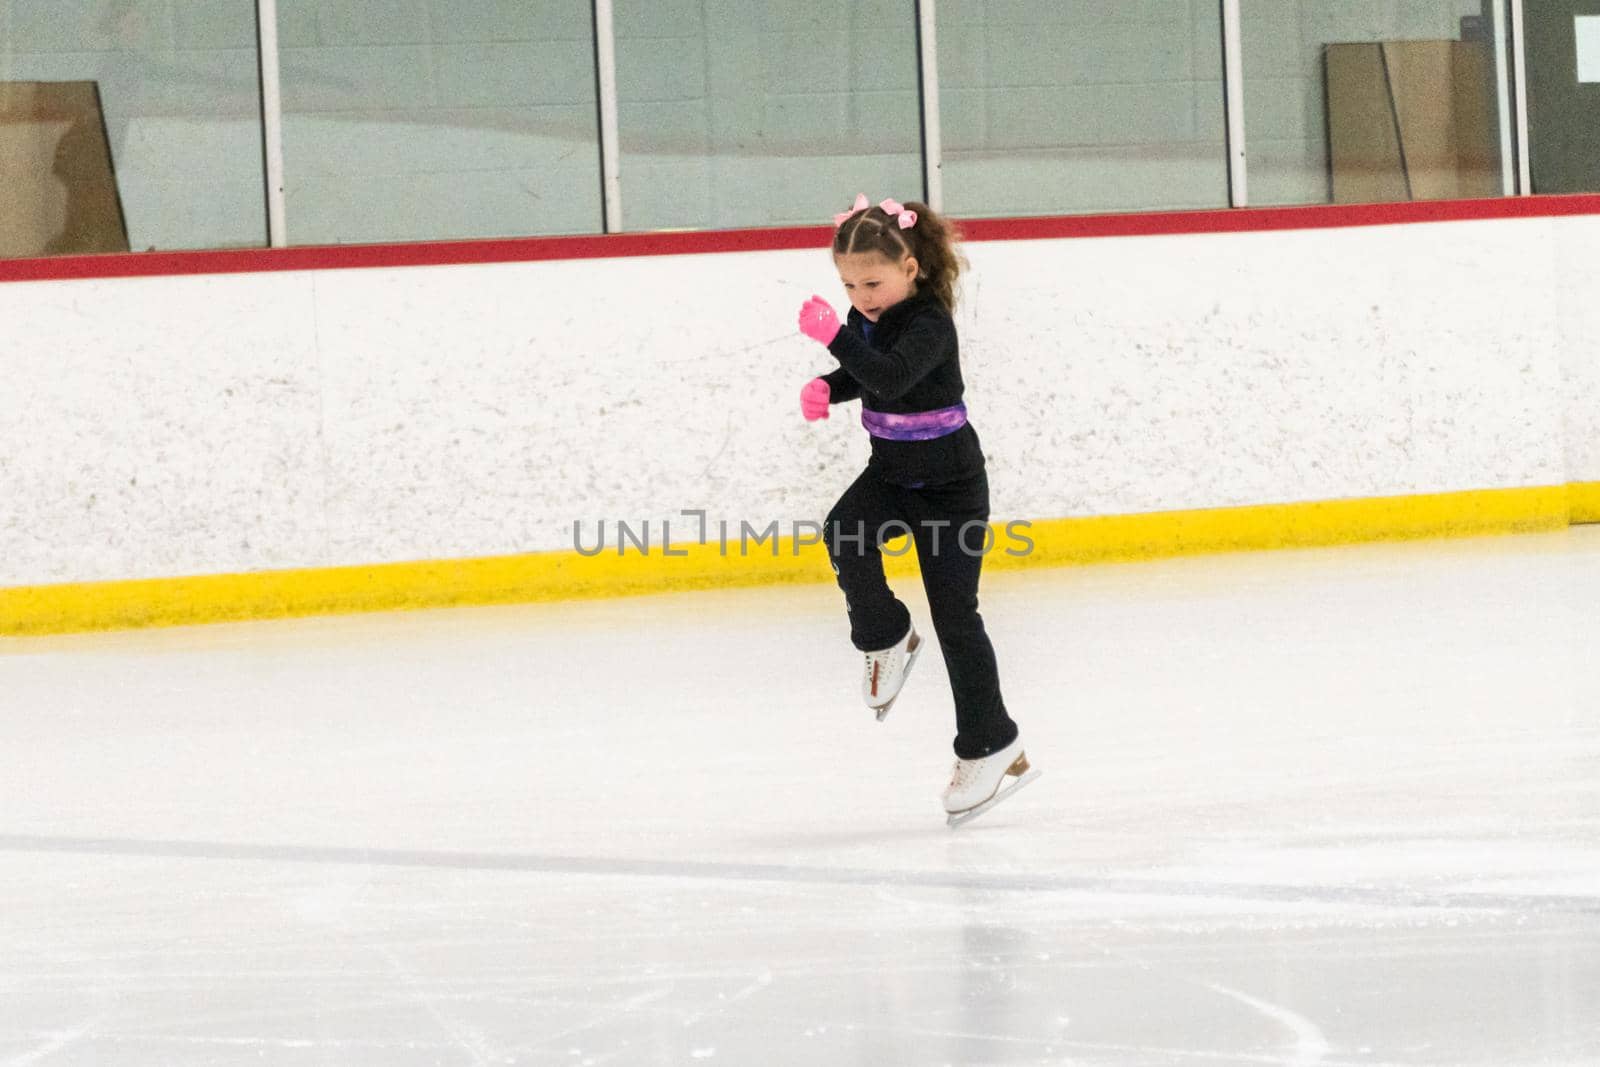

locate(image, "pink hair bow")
[[833, 193, 869, 226], [878, 198, 918, 229], [831, 193, 918, 229]]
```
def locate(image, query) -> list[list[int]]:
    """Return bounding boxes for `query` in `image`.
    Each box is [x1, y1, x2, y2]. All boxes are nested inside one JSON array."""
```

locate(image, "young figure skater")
[[796, 193, 1038, 826]]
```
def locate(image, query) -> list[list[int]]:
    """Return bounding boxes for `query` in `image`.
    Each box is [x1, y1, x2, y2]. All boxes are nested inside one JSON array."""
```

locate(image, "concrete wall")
[[939, 0, 1229, 217], [1556, 217, 1600, 484], [613, 0, 924, 232], [275, 0, 602, 244], [3, 210, 1594, 588]]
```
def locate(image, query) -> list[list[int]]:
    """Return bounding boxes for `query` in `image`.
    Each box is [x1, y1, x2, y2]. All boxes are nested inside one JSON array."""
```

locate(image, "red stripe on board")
[[960, 194, 1600, 241], [4, 194, 1599, 285]]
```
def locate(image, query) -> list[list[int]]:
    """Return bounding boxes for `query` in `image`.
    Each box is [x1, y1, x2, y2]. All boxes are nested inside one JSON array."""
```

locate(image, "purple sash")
[[861, 403, 968, 441]]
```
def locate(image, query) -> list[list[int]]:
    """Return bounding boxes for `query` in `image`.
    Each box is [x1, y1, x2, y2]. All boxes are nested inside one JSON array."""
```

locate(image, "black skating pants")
[[824, 466, 1019, 760]]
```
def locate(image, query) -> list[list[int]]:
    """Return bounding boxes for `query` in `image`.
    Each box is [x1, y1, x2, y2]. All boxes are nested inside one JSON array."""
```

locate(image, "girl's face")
[[835, 251, 919, 323]]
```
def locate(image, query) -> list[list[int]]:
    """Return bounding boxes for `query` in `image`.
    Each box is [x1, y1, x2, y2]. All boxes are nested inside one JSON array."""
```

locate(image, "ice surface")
[[3, 530, 1598, 1065]]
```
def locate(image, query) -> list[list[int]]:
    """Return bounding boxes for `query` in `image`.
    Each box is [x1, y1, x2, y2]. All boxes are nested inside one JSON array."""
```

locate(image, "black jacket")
[[821, 291, 985, 488]]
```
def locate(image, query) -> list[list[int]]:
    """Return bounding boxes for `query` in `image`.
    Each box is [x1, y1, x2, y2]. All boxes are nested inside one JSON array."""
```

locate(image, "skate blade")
[[871, 635, 923, 722], [946, 769, 1041, 829]]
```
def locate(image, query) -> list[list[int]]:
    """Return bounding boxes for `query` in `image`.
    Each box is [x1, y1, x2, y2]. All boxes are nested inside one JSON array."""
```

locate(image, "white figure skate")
[[863, 625, 923, 721], [943, 736, 1039, 828]]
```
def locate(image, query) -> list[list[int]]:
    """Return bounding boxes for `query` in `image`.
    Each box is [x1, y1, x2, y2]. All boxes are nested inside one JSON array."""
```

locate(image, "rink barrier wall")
[[5, 195, 1600, 636], [0, 484, 1576, 636], [1572, 483, 1600, 524]]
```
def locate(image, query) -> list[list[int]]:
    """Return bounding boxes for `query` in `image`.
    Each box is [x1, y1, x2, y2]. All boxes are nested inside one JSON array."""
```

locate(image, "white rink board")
[[1556, 216, 1600, 483], [1, 214, 1591, 587]]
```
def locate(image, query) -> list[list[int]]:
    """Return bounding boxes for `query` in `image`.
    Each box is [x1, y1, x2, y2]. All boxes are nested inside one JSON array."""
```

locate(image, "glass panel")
[[1524, 0, 1600, 193], [276, 0, 601, 245], [937, 0, 1229, 218], [613, 0, 923, 232], [1242, 0, 1511, 206], [0, 0, 265, 254]]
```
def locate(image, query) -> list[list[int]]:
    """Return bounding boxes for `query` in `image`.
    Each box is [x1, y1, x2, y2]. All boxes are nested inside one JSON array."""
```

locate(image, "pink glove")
[[797, 294, 840, 346], [800, 377, 830, 421]]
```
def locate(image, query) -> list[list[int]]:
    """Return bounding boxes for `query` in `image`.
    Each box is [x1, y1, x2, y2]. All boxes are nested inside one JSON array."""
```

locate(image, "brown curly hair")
[[831, 200, 965, 313]]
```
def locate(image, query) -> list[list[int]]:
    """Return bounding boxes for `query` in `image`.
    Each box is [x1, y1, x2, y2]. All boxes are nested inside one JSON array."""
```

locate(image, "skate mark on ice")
[[1080, 934, 1330, 1066], [5, 1015, 107, 1066], [2, 833, 1597, 918], [502, 985, 676, 1058], [1202, 982, 1330, 1067], [678, 970, 773, 1029], [373, 944, 498, 1067]]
